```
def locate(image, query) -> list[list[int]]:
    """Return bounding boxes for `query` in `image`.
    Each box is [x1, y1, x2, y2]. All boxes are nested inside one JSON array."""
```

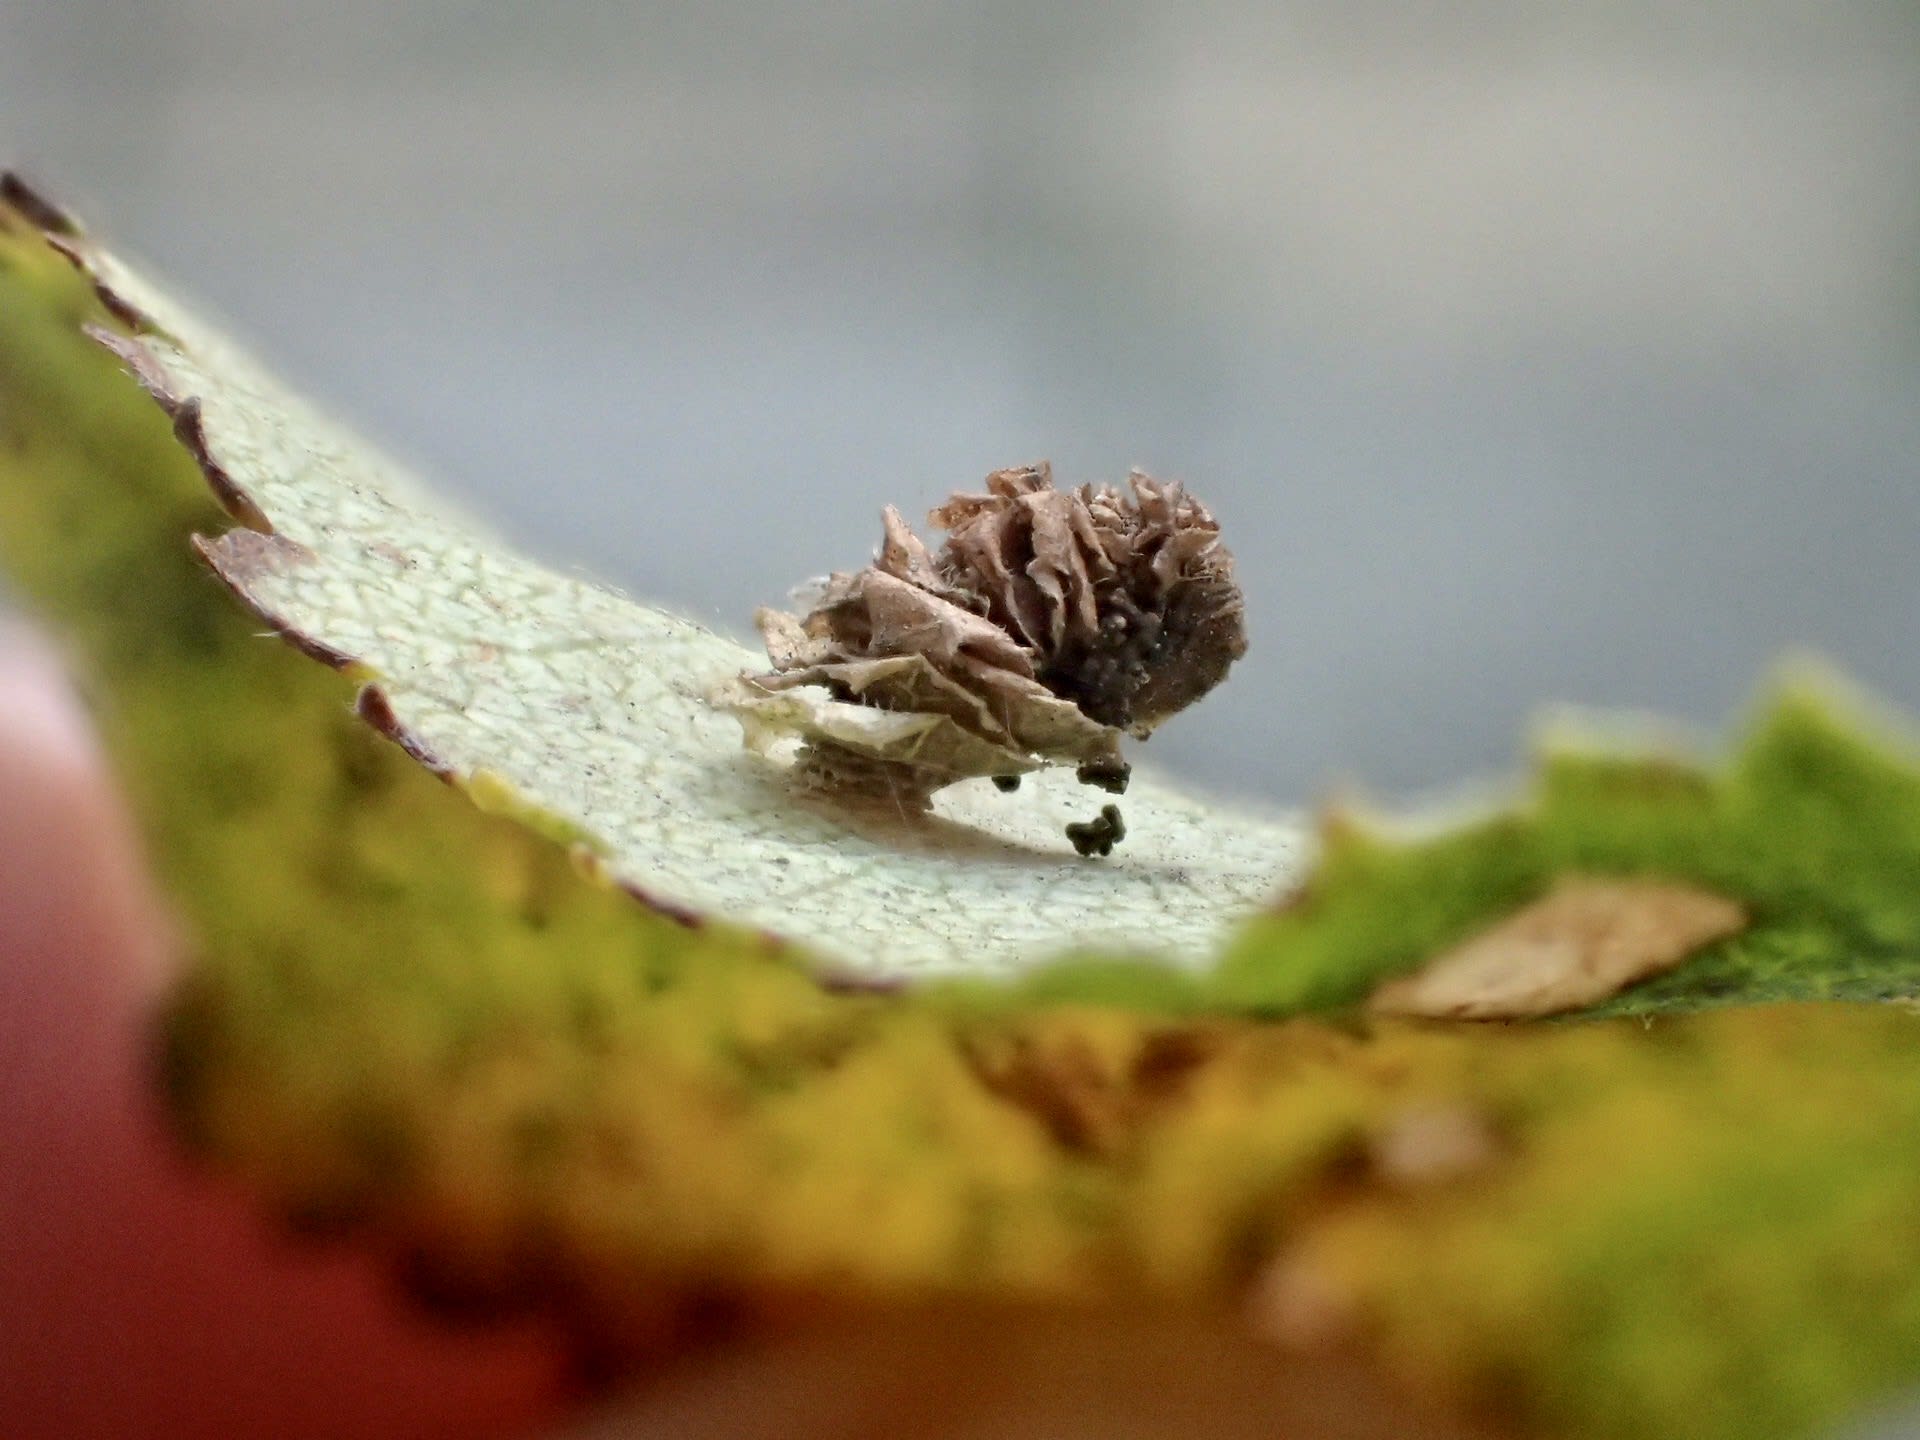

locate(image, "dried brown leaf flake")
[[1368, 877, 1748, 1021]]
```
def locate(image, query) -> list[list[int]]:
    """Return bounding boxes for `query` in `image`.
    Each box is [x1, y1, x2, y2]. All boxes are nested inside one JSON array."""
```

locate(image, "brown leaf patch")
[[1368, 877, 1747, 1021]]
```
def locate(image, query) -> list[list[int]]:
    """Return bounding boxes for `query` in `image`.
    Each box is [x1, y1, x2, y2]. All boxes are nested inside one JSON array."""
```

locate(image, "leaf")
[[13, 174, 1920, 1440], [19, 173, 1920, 1018], [11, 178, 1299, 980]]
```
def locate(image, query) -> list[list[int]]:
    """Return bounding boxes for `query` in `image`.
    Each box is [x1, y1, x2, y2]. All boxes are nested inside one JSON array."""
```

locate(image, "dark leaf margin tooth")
[[613, 876, 708, 931], [354, 684, 455, 781], [0, 171, 81, 237], [86, 324, 185, 411], [172, 396, 275, 532], [52, 237, 159, 332], [192, 531, 361, 672]]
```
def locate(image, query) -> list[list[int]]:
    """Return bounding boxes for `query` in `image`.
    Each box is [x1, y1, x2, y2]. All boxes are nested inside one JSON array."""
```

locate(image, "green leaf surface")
[[1212, 686, 1920, 1017]]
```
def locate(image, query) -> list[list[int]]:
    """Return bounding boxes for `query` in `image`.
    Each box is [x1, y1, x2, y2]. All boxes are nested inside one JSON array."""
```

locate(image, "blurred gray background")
[[2, 0, 1917, 807]]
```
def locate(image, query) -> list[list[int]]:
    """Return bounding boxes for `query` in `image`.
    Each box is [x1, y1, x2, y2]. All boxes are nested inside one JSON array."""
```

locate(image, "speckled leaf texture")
[[10, 174, 1920, 1440]]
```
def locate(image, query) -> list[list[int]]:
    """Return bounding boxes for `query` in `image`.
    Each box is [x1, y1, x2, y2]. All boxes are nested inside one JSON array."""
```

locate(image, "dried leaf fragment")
[[1368, 877, 1747, 1020]]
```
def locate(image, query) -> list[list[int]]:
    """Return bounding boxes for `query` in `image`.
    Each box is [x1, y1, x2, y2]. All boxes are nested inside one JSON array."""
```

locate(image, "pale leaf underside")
[[38, 203, 1302, 976]]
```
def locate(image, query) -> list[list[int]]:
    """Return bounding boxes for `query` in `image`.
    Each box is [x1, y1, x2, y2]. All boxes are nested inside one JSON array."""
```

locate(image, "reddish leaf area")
[[0, 630, 574, 1439]]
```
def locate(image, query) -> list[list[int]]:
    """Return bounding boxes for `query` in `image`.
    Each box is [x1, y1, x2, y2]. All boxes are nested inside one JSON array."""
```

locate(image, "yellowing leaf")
[[32, 184, 1301, 978]]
